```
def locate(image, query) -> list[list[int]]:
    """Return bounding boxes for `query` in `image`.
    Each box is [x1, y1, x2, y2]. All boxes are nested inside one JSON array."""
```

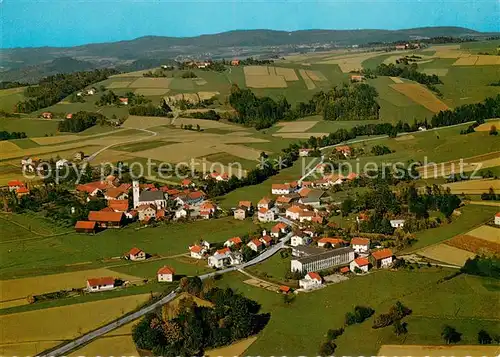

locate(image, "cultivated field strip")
[[389, 83, 449, 112], [299, 69, 316, 89]]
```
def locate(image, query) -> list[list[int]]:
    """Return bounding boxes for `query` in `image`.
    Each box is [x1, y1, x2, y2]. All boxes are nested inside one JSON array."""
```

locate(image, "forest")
[[0, 131, 27, 140], [15, 69, 117, 113], [58, 111, 107, 132]]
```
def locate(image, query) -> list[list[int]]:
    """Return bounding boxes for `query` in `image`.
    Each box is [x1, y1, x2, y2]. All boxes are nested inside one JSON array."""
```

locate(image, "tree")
[[489, 125, 498, 135], [318, 340, 337, 355], [326, 327, 344, 340], [441, 325, 462, 344], [393, 319, 407, 336], [478, 330, 492, 344], [341, 197, 354, 216]]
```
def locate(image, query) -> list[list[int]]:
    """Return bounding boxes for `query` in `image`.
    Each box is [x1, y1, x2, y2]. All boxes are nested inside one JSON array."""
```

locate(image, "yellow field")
[[0, 294, 150, 356], [389, 83, 450, 112], [275, 67, 299, 81], [453, 56, 479, 66], [0, 141, 21, 153], [395, 134, 415, 141], [128, 77, 173, 88], [213, 143, 262, 161], [378, 344, 500, 357], [134, 88, 170, 96], [475, 120, 500, 131], [418, 243, 475, 266], [31, 134, 80, 145], [442, 179, 500, 194], [466, 225, 500, 244], [245, 74, 287, 88], [198, 91, 220, 100], [418, 151, 500, 179], [453, 55, 500, 66], [243, 66, 270, 76], [389, 76, 404, 83], [0, 268, 142, 305], [106, 81, 133, 89], [122, 115, 172, 129], [317, 51, 389, 72], [299, 69, 316, 89], [205, 337, 258, 357], [276, 121, 318, 133], [305, 70, 327, 81], [0, 340, 63, 357]]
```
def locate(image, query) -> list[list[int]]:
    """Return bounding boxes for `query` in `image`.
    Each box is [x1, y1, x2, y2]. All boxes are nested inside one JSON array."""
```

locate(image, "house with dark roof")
[[291, 247, 354, 273]]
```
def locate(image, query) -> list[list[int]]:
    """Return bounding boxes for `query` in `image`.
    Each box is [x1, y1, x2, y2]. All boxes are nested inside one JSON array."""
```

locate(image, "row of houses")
[[7, 180, 30, 198]]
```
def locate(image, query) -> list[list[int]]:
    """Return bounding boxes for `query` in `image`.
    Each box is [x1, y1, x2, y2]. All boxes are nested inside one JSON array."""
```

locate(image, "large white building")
[[495, 212, 500, 225], [291, 247, 354, 273]]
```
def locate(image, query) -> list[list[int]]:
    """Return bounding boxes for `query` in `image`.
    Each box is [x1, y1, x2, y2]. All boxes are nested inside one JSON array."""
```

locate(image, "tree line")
[[15, 69, 117, 113], [0, 131, 27, 140], [365, 63, 442, 92], [58, 111, 107, 132]]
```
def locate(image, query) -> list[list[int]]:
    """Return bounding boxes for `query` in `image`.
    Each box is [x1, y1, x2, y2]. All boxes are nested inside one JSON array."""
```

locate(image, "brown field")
[[205, 337, 258, 357], [0, 141, 21, 153], [198, 91, 220, 101], [128, 77, 172, 88], [466, 225, 500, 244], [445, 234, 500, 255], [0, 294, 150, 356], [299, 69, 316, 89], [273, 132, 329, 139], [134, 88, 170, 96], [378, 344, 500, 357], [442, 179, 500, 195], [245, 74, 287, 88], [305, 70, 328, 81], [0, 268, 142, 305], [389, 76, 404, 83], [276, 121, 318, 133], [475, 120, 500, 131], [105, 81, 133, 89], [317, 51, 391, 72], [243, 66, 270, 76], [422, 68, 449, 76], [275, 67, 299, 81], [213, 144, 262, 161], [475, 55, 500, 65], [418, 243, 475, 266], [133, 142, 221, 163], [390, 83, 449, 112], [453, 56, 479, 66]]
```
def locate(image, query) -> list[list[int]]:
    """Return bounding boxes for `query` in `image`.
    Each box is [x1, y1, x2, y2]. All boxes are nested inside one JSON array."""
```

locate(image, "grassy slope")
[[0, 87, 26, 112], [217, 270, 499, 356], [0, 117, 59, 137]]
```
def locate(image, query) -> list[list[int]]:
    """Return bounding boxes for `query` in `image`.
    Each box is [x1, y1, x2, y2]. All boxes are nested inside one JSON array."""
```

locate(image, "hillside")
[[1, 26, 495, 83]]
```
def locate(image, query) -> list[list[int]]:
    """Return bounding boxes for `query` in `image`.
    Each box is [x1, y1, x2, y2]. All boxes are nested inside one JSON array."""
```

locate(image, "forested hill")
[[0, 26, 495, 83]]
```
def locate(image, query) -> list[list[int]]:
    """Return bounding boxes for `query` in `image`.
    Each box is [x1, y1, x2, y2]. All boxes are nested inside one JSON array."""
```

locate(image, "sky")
[[1, 0, 499, 48]]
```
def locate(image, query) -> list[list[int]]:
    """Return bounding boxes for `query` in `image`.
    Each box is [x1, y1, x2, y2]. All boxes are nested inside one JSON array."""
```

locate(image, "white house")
[[189, 245, 206, 259], [247, 239, 263, 252], [157, 266, 174, 282], [56, 159, 69, 170], [285, 206, 302, 221], [390, 219, 405, 228], [290, 232, 312, 247], [372, 249, 393, 268], [298, 210, 315, 223], [175, 208, 188, 220], [299, 271, 323, 290], [257, 207, 275, 222], [126, 247, 146, 261], [270, 222, 288, 238], [271, 184, 291, 195], [86, 277, 115, 292], [350, 257, 370, 273], [137, 204, 157, 221], [257, 197, 273, 210], [208, 248, 231, 268], [350, 237, 370, 254], [224, 237, 242, 247], [495, 212, 500, 225]]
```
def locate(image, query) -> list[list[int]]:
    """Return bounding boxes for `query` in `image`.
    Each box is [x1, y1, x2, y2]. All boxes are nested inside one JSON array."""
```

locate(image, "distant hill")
[[1, 26, 496, 83]]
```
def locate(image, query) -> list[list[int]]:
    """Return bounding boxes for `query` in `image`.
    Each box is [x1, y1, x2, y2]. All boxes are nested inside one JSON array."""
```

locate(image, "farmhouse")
[[285, 205, 303, 221], [247, 238, 263, 252], [74, 221, 97, 234], [157, 266, 175, 282], [371, 249, 394, 268], [495, 212, 500, 225], [290, 231, 312, 247], [351, 74, 365, 82], [104, 187, 128, 201], [390, 219, 405, 228], [238, 201, 253, 211], [208, 248, 231, 268], [272, 183, 291, 195], [88, 211, 124, 228], [230, 59, 240, 66], [299, 272, 323, 290], [189, 245, 207, 259], [136, 204, 157, 221], [298, 210, 315, 223], [350, 257, 370, 273], [271, 222, 288, 238], [233, 207, 247, 220], [350, 237, 370, 254], [16, 187, 30, 198], [41, 112, 53, 119], [260, 235, 273, 247], [335, 145, 352, 157], [257, 197, 274, 210], [224, 236, 242, 247], [86, 277, 115, 292], [317, 237, 347, 248], [126, 247, 146, 261], [257, 207, 276, 222], [291, 247, 355, 273], [119, 97, 129, 105]]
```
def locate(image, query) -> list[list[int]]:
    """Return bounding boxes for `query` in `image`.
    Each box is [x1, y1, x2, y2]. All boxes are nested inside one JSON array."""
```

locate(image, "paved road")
[[42, 232, 291, 357]]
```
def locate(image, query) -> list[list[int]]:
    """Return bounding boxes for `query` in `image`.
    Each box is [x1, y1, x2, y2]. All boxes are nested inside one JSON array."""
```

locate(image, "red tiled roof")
[[346, 172, 358, 180], [166, 189, 180, 196], [496, 212, 500, 217], [189, 245, 203, 253], [318, 237, 347, 245], [312, 216, 324, 224], [108, 199, 129, 212], [188, 191, 204, 200], [287, 206, 303, 214], [181, 179, 192, 186], [258, 207, 268, 214], [75, 221, 97, 230], [276, 196, 292, 203], [258, 197, 271, 205], [157, 209, 166, 218], [119, 97, 128, 103], [279, 285, 291, 292], [16, 187, 29, 194], [351, 237, 370, 246], [87, 277, 114, 287], [354, 257, 370, 267], [272, 183, 290, 190], [157, 266, 175, 275], [335, 145, 351, 153], [249, 238, 262, 247], [117, 183, 131, 192], [88, 211, 124, 223], [100, 207, 114, 212], [216, 247, 231, 255], [261, 235, 273, 243], [372, 249, 393, 260], [127, 247, 143, 256], [238, 200, 252, 208], [340, 267, 350, 273], [8, 180, 24, 187], [271, 222, 287, 232], [298, 187, 311, 197], [105, 188, 125, 199], [227, 237, 242, 244], [307, 272, 321, 281]]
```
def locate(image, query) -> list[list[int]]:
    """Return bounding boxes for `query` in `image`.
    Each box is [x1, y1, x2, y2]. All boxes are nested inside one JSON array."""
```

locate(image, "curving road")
[[41, 233, 291, 357]]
